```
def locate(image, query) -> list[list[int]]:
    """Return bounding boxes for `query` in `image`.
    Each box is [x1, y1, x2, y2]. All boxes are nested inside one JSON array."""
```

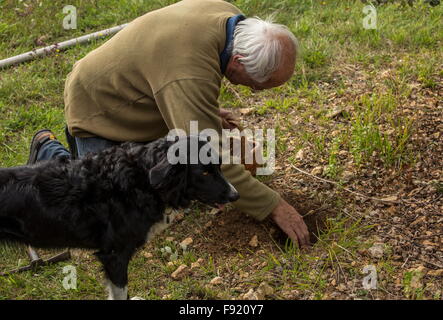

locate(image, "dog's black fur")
[[0, 136, 239, 299]]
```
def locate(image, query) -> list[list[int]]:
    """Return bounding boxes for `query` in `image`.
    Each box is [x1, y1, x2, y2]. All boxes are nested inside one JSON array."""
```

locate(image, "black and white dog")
[[0, 135, 239, 299]]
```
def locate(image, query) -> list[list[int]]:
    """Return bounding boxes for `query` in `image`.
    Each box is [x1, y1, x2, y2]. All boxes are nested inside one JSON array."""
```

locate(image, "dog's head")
[[148, 135, 239, 209]]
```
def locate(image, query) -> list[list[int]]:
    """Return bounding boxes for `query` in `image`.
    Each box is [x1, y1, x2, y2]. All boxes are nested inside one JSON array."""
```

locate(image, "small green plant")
[[403, 270, 425, 299], [303, 47, 329, 68], [433, 181, 443, 194], [159, 238, 192, 262], [324, 137, 342, 179], [417, 64, 438, 88], [349, 92, 413, 167]]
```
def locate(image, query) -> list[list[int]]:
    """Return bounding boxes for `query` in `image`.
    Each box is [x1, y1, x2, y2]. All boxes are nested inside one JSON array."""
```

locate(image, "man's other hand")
[[219, 108, 241, 130], [271, 198, 310, 248]]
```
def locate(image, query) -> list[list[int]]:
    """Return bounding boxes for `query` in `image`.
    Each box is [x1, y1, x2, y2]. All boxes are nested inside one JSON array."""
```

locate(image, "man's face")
[[225, 37, 296, 91]]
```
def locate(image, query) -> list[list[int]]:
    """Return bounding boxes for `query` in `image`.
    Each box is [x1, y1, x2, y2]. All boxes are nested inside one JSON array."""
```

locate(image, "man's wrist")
[[256, 191, 281, 221]]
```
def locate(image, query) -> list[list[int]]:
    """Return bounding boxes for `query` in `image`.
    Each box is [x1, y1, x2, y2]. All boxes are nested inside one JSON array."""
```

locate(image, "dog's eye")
[[202, 171, 209, 176]]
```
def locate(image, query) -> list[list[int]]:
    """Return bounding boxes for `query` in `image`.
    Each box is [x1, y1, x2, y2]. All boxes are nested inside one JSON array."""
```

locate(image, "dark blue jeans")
[[36, 136, 120, 162]]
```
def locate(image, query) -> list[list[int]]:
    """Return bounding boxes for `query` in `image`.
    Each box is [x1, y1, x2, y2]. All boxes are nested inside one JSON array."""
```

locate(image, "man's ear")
[[149, 157, 175, 189]]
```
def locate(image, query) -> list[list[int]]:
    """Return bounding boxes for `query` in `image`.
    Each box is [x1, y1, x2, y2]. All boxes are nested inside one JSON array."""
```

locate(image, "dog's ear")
[[149, 157, 175, 189]]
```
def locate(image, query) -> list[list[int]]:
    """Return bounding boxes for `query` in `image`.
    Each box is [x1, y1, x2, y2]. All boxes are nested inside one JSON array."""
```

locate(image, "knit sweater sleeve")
[[153, 78, 281, 220]]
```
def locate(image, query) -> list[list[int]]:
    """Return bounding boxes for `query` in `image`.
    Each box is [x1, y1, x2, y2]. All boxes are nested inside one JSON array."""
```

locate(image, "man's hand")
[[271, 198, 310, 248], [219, 108, 242, 130]]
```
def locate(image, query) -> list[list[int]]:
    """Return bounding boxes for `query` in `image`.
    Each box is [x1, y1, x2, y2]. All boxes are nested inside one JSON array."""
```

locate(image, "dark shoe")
[[27, 129, 57, 165]]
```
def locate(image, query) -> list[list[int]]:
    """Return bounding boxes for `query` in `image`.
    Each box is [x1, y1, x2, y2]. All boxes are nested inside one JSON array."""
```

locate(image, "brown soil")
[[191, 189, 333, 258], [192, 210, 275, 257], [280, 189, 333, 244]]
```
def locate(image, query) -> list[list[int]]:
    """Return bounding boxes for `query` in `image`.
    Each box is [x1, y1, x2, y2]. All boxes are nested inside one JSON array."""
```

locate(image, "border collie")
[[0, 135, 239, 299]]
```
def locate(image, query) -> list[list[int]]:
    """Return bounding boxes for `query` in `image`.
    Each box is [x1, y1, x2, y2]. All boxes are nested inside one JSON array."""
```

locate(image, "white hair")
[[232, 17, 298, 83]]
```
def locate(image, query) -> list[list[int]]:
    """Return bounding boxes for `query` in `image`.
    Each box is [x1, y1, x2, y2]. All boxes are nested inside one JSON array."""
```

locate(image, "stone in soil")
[[171, 264, 188, 279], [210, 276, 223, 285], [257, 282, 274, 296], [249, 235, 259, 247], [368, 243, 384, 258]]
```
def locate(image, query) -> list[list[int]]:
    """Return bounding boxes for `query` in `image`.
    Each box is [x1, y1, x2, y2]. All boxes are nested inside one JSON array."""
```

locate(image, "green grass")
[[0, 0, 442, 300], [348, 91, 414, 167]]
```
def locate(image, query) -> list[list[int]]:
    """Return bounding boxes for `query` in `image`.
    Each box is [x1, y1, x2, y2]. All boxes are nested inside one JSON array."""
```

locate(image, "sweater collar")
[[220, 14, 246, 75]]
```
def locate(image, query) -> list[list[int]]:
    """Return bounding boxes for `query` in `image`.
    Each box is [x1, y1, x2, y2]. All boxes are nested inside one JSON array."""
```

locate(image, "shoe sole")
[[27, 129, 56, 165]]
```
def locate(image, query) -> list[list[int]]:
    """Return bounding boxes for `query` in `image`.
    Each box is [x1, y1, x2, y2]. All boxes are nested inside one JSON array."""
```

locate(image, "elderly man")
[[29, 0, 310, 247]]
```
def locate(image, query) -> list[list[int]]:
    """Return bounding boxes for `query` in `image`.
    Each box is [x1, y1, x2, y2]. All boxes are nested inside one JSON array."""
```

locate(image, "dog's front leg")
[[106, 279, 128, 300], [95, 251, 131, 300]]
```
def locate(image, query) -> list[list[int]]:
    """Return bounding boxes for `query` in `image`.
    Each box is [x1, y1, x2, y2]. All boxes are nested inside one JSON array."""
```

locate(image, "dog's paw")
[[130, 296, 145, 300]]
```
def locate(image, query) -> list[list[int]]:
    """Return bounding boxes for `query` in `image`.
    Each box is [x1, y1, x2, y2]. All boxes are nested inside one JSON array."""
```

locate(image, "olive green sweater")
[[64, 0, 281, 220]]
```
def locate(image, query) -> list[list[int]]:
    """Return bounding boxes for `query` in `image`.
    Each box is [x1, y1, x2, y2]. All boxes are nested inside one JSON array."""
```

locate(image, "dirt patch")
[[276, 189, 335, 244], [191, 188, 335, 258], [192, 210, 274, 257]]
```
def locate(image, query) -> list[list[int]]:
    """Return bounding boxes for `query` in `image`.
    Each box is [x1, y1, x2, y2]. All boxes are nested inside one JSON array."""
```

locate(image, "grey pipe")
[[0, 23, 128, 69]]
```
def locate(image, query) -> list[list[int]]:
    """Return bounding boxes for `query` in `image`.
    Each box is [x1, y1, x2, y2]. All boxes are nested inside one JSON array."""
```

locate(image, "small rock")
[[210, 276, 223, 285], [254, 290, 265, 300], [327, 106, 343, 118], [368, 243, 384, 259], [242, 289, 264, 300], [337, 284, 347, 292], [249, 235, 259, 247], [295, 148, 306, 161], [238, 107, 254, 115], [257, 282, 273, 296], [341, 170, 354, 182], [311, 166, 323, 176], [34, 35, 48, 46], [208, 208, 221, 215], [242, 289, 255, 300], [180, 237, 193, 247], [171, 264, 188, 279]]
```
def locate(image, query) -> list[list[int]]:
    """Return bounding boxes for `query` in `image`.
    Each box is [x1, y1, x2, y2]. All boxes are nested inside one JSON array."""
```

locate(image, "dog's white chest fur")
[[146, 207, 179, 242]]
